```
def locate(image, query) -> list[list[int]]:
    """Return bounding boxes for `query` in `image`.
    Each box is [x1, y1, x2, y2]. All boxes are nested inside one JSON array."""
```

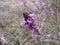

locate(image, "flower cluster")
[[23, 11, 41, 37], [22, 0, 60, 40]]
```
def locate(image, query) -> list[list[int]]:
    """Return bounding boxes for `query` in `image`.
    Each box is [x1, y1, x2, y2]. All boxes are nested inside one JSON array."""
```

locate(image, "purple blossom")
[[39, 0, 46, 8], [23, 11, 41, 38], [58, 5, 60, 8], [45, 34, 51, 39], [28, 13, 35, 20], [51, 10, 55, 14], [58, 12, 60, 15], [28, 13, 35, 17], [58, 32, 60, 36], [41, 2, 46, 8], [48, 10, 55, 16], [22, 0, 28, 7], [30, 0, 35, 3], [41, 10, 46, 21], [41, 10, 46, 16], [39, 0, 42, 3], [23, 20, 30, 28], [48, 4, 52, 8]]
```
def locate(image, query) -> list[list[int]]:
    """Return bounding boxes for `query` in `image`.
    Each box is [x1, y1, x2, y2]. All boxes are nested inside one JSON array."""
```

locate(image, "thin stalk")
[[20, 35, 30, 45], [56, 0, 60, 30]]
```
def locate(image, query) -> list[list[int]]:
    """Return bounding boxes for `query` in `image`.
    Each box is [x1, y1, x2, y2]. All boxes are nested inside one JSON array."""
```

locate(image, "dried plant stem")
[[20, 35, 30, 45], [56, 0, 60, 30]]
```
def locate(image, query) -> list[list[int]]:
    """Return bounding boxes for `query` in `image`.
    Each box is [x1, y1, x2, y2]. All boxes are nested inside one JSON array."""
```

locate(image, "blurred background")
[[0, 0, 60, 45]]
